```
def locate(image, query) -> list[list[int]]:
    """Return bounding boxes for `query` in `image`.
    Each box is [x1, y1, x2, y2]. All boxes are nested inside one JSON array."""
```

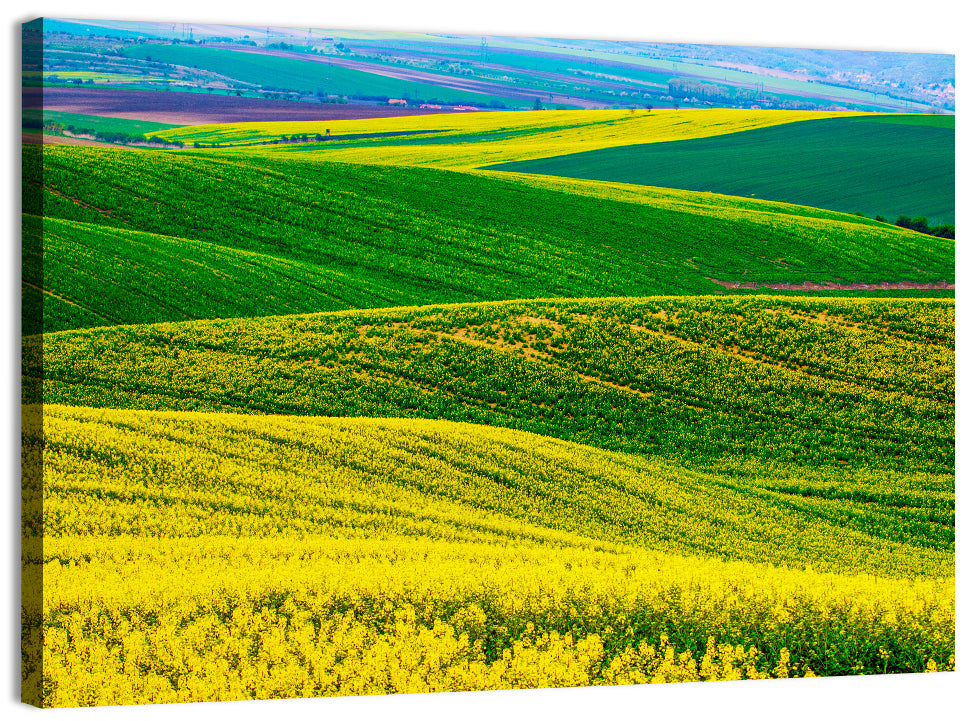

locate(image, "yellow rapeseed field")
[[150, 108, 846, 169], [22, 405, 954, 706]]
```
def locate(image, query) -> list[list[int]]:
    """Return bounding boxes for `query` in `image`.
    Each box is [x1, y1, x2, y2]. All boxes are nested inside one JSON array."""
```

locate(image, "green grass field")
[[22, 214, 391, 333], [23, 142, 953, 334], [490, 116, 955, 223], [23, 109, 181, 135]]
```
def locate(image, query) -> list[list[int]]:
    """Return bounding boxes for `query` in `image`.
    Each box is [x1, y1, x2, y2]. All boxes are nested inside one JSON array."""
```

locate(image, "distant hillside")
[[490, 115, 955, 224], [34, 20, 948, 111], [121, 44, 508, 107]]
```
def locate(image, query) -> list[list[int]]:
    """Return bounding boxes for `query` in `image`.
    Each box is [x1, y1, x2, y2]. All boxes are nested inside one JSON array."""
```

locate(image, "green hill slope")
[[24, 144, 955, 333], [488, 116, 955, 223], [28, 296, 953, 476], [22, 215, 405, 334]]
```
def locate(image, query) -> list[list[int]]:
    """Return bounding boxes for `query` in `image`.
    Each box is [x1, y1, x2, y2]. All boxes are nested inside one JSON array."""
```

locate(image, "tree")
[[532, 97, 543, 110], [933, 224, 955, 239]]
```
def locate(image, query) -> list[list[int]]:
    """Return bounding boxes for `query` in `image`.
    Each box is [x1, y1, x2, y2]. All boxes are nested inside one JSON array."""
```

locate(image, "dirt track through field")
[[707, 277, 954, 291]]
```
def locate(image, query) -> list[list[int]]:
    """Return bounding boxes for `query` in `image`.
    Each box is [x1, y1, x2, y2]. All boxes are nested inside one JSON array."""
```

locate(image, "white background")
[[3, 1, 961, 718]]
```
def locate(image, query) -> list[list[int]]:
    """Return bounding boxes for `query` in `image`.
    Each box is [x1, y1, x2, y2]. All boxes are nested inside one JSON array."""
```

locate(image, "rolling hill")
[[24, 142, 953, 333], [22, 214, 404, 333], [28, 296, 954, 477], [33, 404, 951, 575], [145, 108, 839, 164], [489, 115, 955, 223]]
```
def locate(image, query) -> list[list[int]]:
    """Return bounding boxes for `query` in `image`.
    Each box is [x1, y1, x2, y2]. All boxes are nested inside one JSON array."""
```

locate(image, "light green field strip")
[[468, 169, 901, 226], [23, 109, 181, 134], [29, 70, 177, 83], [149, 108, 845, 169]]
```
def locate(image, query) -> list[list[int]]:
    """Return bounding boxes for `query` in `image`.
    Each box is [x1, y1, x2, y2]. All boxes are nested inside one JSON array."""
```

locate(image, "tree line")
[[875, 214, 954, 239]]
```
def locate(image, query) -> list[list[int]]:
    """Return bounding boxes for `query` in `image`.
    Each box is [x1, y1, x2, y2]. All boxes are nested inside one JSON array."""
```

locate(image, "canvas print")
[[20, 17, 954, 708]]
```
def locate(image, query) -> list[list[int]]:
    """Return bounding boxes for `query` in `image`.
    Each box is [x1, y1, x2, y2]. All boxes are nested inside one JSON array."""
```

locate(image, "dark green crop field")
[[29, 295, 954, 479], [490, 116, 955, 223], [24, 144, 953, 333]]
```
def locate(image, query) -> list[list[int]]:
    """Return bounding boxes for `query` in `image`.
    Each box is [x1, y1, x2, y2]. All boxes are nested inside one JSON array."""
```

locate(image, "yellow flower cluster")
[[605, 635, 802, 684], [29, 588, 953, 708]]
